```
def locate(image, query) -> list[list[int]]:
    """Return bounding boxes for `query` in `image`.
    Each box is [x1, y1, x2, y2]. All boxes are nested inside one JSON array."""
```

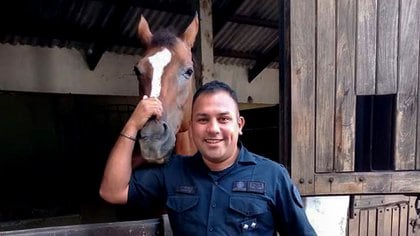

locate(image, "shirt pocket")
[[166, 196, 200, 232], [228, 196, 273, 234], [166, 196, 199, 213], [229, 196, 268, 216]]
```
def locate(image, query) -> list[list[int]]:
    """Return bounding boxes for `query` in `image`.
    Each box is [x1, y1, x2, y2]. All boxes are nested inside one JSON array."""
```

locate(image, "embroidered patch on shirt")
[[247, 181, 265, 194], [232, 181, 265, 194], [176, 185, 196, 194], [232, 181, 247, 191]]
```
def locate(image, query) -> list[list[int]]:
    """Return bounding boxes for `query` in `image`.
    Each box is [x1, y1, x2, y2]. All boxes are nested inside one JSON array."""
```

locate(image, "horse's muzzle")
[[138, 119, 175, 164]]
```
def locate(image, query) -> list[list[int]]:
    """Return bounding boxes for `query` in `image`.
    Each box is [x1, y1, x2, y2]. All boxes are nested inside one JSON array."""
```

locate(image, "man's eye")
[[219, 117, 231, 123], [197, 118, 207, 123]]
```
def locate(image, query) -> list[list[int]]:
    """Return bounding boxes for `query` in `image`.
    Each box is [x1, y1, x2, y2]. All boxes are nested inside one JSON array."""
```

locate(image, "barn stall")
[[0, 0, 279, 234], [0, 0, 419, 235], [291, 0, 420, 234]]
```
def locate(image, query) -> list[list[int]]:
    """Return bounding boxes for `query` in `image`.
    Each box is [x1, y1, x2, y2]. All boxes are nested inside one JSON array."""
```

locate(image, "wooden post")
[[291, 0, 316, 195], [199, 0, 215, 84]]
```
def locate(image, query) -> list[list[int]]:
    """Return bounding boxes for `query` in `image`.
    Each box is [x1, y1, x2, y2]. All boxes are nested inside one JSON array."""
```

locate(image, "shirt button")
[[209, 227, 214, 232], [214, 181, 219, 185], [211, 203, 216, 208]]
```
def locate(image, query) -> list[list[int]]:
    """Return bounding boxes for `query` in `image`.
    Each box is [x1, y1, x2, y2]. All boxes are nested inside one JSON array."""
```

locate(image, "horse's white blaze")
[[148, 48, 172, 97]]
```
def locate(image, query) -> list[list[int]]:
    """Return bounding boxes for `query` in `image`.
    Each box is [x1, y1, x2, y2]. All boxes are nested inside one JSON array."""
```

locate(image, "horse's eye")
[[184, 68, 194, 78], [133, 66, 142, 77]]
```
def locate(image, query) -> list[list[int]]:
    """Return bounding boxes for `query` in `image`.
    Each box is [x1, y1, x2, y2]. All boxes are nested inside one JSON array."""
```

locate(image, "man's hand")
[[127, 95, 163, 131]]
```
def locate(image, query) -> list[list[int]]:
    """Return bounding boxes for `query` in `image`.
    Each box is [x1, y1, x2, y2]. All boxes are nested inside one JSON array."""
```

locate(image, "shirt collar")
[[191, 142, 257, 171], [236, 142, 257, 165]]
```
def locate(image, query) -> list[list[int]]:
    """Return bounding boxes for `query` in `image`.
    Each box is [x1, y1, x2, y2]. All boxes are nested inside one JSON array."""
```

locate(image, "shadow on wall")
[[240, 105, 279, 164], [0, 92, 156, 230]]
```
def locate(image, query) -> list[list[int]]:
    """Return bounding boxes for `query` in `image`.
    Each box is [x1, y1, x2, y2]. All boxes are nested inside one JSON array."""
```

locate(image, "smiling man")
[[189, 83, 245, 172], [100, 80, 316, 235]]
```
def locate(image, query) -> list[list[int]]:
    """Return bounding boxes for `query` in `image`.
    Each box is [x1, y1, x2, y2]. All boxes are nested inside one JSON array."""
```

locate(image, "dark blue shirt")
[[128, 145, 316, 235]]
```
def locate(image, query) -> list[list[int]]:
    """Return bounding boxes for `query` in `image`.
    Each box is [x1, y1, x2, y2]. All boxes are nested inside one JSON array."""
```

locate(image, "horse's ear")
[[137, 15, 153, 46], [181, 14, 199, 48]]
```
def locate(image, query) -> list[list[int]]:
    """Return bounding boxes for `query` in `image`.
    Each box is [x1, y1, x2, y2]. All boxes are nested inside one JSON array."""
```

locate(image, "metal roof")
[[0, 0, 280, 81]]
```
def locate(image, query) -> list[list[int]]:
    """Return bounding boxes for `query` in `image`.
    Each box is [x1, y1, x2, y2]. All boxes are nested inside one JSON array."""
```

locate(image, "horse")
[[133, 14, 199, 164]]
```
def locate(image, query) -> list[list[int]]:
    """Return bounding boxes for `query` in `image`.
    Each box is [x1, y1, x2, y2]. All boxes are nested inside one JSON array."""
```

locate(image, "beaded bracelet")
[[120, 133, 137, 142]]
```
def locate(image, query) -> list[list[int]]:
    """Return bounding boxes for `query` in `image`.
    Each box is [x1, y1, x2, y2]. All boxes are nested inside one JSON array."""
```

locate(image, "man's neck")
[[203, 149, 239, 172]]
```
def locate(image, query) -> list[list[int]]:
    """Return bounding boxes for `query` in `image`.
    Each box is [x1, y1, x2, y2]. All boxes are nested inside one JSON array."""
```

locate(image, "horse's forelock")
[[151, 28, 178, 47]]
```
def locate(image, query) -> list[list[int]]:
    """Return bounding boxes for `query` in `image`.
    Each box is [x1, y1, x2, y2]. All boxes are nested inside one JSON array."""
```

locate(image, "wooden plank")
[[399, 203, 408, 236], [291, 0, 316, 195], [395, 92, 418, 170], [315, 0, 336, 173], [376, 0, 398, 94], [395, 0, 420, 170], [0, 218, 162, 236], [335, 0, 356, 172], [391, 206, 400, 236], [356, 0, 377, 95], [0, 214, 81, 232], [359, 209, 368, 236], [376, 207, 385, 236], [383, 207, 393, 235], [348, 208, 361, 236], [313, 171, 420, 195], [418, 82, 420, 170], [314, 173, 364, 194], [367, 209, 377, 236], [408, 196, 418, 236], [354, 195, 410, 209]]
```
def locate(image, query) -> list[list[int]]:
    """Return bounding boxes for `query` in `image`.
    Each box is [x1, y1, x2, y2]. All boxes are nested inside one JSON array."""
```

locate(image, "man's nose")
[[207, 119, 220, 134]]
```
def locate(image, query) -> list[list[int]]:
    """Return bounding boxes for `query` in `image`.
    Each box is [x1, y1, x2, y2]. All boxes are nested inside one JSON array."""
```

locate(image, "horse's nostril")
[[162, 122, 168, 131]]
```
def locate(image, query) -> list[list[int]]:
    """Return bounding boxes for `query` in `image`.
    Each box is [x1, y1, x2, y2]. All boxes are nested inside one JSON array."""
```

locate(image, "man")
[[100, 80, 316, 235]]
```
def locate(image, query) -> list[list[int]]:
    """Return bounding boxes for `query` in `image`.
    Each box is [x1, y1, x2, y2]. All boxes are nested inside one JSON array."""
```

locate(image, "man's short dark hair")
[[192, 80, 239, 106]]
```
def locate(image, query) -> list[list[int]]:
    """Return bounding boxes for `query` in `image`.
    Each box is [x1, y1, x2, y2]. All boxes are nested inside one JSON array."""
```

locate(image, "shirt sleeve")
[[128, 166, 165, 211], [274, 166, 317, 236]]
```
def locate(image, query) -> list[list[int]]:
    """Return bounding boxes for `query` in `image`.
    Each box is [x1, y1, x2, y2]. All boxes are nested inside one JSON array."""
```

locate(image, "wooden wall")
[[348, 195, 419, 235], [290, 0, 420, 195]]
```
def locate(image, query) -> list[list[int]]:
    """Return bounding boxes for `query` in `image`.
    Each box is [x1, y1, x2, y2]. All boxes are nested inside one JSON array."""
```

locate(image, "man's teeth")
[[206, 139, 221, 143]]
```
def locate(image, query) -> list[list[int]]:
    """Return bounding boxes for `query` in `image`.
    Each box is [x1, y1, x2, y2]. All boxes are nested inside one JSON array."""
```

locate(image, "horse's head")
[[134, 15, 199, 163]]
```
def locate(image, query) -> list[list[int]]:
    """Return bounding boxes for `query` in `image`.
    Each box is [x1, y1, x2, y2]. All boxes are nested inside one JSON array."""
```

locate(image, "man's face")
[[190, 91, 245, 170]]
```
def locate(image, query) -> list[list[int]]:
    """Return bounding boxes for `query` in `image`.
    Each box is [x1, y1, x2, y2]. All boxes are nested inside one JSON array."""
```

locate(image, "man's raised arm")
[[99, 96, 162, 204]]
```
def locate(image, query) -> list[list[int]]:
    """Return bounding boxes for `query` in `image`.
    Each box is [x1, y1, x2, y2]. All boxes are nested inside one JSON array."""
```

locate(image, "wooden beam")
[[310, 171, 420, 195], [85, 44, 105, 70], [83, 2, 131, 70], [213, 0, 243, 36], [97, 0, 195, 15], [247, 43, 279, 83], [229, 15, 277, 28], [278, 0, 291, 168], [213, 48, 259, 60], [199, 0, 214, 83]]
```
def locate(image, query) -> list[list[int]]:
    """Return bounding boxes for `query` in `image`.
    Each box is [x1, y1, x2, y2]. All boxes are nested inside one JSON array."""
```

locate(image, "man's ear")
[[238, 116, 245, 135]]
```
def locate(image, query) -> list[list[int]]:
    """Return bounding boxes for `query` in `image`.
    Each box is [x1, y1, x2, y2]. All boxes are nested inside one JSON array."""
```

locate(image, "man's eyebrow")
[[219, 112, 232, 116], [194, 113, 208, 117], [194, 112, 232, 117]]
